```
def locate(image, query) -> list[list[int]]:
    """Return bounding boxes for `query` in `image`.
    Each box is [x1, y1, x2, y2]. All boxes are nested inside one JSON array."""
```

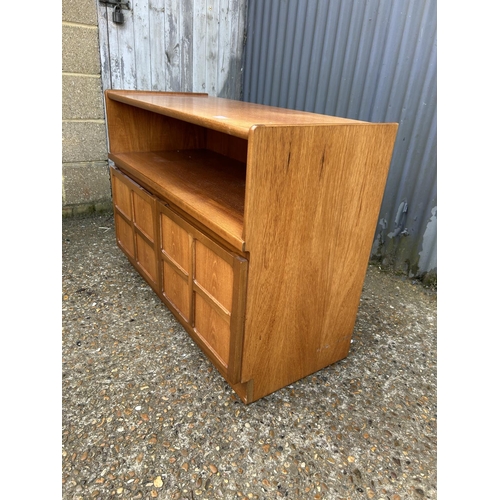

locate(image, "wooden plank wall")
[[97, 0, 247, 99]]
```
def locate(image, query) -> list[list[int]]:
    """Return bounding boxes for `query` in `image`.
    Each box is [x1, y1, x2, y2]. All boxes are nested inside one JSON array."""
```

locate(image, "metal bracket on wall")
[[99, 0, 131, 25]]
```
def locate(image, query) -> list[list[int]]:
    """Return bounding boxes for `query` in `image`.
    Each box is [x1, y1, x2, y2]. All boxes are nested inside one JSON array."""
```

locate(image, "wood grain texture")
[[160, 212, 191, 273], [106, 90, 364, 139], [206, 129, 248, 163], [132, 190, 155, 242], [162, 262, 190, 321], [110, 149, 246, 251], [157, 203, 248, 383], [193, 0, 208, 93], [206, 0, 219, 95], [242, 123, 398, 401], [110, 166, 160, 292], [115, 212, 134, 259], [194, 293, 231, 365], [136, 234, 157, 284], [159, 207, 192, 323], [131, 186, 158, 285], [194, 241, 234, 312], [105, 93, 208, 154], [111, 171, 132, 218]]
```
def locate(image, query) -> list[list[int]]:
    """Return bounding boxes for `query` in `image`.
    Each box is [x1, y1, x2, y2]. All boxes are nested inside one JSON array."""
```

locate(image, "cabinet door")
[[110, 166, 159, 291], [158, 203, 247, 383]]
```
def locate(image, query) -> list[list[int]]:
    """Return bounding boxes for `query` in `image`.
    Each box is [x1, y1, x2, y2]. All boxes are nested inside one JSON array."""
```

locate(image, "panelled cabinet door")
[[110, 166, 159, 290], [158, 203, 247, 383], [159, 209, 192, 323]]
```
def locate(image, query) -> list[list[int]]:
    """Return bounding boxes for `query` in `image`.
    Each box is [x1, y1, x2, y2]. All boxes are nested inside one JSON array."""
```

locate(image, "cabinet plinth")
[[105, 90, 398, 404]]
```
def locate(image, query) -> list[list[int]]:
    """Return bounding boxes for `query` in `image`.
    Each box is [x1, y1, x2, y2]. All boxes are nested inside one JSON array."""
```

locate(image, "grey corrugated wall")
[[242, 0, 437, 281]]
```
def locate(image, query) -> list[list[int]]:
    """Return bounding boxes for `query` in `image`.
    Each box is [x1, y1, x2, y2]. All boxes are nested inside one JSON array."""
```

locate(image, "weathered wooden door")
[[97, 0, 247, 98]]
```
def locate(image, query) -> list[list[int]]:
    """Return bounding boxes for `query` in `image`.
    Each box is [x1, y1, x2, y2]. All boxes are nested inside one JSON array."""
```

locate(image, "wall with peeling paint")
[[97, 0, 247, 97], [243, 0, 437, 280]]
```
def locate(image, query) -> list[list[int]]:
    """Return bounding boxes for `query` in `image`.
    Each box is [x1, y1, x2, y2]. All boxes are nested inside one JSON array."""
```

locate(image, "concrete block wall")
[[62, 0, 112, 217]]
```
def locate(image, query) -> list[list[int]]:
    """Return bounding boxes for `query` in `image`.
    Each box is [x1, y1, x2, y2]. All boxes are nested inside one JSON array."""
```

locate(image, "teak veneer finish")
[[105, 90, 398, 404]]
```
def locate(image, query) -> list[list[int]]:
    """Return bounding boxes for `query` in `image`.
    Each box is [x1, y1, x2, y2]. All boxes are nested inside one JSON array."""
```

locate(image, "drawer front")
[[158, 203, 247, 383], [110, 166, 159, 290]]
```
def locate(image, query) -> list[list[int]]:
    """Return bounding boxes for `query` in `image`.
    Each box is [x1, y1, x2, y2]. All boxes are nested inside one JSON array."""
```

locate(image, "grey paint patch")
[[371, 217, 388, 254], [418, 206, 437, 273], [388, 201, 409, 238]]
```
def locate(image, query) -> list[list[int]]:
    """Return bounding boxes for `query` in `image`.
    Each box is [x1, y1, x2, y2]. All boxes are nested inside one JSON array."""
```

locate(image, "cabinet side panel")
[[243, 124, 398, 401]]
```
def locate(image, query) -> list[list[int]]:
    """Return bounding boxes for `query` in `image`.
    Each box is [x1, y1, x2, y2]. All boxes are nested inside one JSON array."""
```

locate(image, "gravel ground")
[[62, 213, 437, 500]]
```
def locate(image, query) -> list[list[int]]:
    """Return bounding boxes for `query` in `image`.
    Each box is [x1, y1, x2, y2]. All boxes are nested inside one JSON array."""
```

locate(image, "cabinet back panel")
[[206, 129, 248, 164], [106, 96, 207, 154]]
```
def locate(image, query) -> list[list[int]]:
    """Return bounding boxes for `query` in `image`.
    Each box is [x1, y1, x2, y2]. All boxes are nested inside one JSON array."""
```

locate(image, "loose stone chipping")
[[62, 213, 437, 500]]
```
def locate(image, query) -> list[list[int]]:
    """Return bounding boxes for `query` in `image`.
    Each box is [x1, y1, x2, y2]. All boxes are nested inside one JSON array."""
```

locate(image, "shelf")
[[109, 149, 246, 251], [106, 90, 365, 139]]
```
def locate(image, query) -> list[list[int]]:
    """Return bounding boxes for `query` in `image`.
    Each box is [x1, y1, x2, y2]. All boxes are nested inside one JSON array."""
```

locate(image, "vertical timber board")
[[165, 0, 181, 91], [168, 0, 195, 92], [108, 5, 136, 89], [216, 0, 230, 97], [231, 0, 247, 99], [97, 0, 246, 97], [242, 123, 398, 401], [149, 0, 167, 90], [193, 0, 208, 93], [179, 0, 194, 92], [205, 0, 220, 95], [132, 0, 152, 90], [192, 0, 246, 96], [97, 2, 111, 91]]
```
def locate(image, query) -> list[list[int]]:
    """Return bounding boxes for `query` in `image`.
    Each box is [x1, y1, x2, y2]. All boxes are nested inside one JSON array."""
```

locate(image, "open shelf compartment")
[[105, 91, 249, 251], [109, 149, 246, 251]]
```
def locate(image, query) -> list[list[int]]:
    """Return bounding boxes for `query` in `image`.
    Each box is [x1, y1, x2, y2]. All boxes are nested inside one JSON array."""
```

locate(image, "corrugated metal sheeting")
[[243, 0, 437, 280]]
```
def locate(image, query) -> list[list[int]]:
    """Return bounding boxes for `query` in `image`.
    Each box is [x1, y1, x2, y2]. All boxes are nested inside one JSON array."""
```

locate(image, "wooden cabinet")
[[105, 90, 398, 403]]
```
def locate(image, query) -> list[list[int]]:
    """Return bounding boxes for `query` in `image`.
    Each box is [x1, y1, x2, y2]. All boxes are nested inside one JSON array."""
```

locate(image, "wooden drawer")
[[158, 203, 248, 383]]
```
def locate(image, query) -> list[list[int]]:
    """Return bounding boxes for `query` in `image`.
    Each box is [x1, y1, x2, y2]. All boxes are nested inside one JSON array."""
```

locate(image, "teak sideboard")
[[104, 90, 398, 404]]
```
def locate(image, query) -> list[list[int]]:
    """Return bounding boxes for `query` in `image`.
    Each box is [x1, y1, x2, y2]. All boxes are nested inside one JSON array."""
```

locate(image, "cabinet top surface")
[[106, 90, 365, 139]]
